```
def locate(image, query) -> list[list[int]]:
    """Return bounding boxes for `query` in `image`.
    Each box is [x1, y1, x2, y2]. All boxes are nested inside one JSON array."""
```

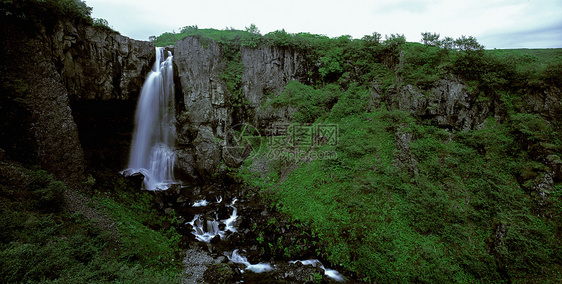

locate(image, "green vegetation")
[[218, 29, 562, 282], [0, 0, 91, 21], [241, 85, 562, 283], [151, 25, 260, 47], [154, 26, 561, 93], [0, 161, 182, 283], [2, 1, 561, 280], [0, 0, 116, 33], [94, 180, 183, 269]]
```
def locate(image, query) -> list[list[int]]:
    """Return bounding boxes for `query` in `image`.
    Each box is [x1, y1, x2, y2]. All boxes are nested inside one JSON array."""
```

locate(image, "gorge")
[[1, 1, 561, 283]]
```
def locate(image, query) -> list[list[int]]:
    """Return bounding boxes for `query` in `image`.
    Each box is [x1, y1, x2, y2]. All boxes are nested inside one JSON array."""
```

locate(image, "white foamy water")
[[290, 259, 345, 281], [188, 198, 238, 242], [229, 249, 273, 273]]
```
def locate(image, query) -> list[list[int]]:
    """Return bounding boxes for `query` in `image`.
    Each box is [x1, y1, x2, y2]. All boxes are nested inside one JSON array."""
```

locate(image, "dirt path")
[[182, 247, 223, 284], [63, 189, 121, 242]]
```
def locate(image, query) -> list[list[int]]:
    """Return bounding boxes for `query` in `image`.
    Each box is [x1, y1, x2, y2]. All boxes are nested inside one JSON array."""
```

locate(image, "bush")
[[24, 170, 66, 212], [0, 161, 181, 283]]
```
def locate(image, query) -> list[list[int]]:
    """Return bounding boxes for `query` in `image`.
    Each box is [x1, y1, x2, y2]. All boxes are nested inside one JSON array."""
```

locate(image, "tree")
[[242, 24, 262, 48], [245, 23, 261, 35], [384, 33, 406, 46], [454, 35, 484, 52], [440, 36, 454, 50], [180, 25, 198, 34], [362, 32, 382, 45], [264, 29, 292, 47], [421, 32, 440, 46], [92, 18, 109, 28]]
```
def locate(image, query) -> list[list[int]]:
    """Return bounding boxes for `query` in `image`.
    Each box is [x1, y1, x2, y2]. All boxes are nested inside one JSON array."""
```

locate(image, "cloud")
[[87, 0, 562, 48], [480, 21, 562, 49], [375, 0, 431, 14]]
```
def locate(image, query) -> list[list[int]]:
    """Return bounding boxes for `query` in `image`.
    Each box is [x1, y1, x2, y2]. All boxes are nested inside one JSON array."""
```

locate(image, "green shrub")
[[26, 170, 66, 212]]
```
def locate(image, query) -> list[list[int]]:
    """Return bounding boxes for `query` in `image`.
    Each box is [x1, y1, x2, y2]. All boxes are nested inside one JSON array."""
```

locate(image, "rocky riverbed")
[[139, 179, 349, 283]]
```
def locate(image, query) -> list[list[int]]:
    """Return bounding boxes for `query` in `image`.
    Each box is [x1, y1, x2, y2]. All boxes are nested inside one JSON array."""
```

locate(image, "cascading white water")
[[123, 47, 176, 191], [229, 249, 273, 273], [188, 198, 238, 242], [290, 260, 344, 281]]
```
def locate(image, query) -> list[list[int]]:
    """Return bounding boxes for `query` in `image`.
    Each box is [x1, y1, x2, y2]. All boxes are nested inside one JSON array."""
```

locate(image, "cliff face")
[[50, 21, 155, 177], [240, 45, 307, 128], [51, 21, 154, 101], [0, 13, 154, 186], [376, 77, 562, 131], [2, 11, 559, 188], [172, 37, 306, 179], [375, 77, 498, 130]]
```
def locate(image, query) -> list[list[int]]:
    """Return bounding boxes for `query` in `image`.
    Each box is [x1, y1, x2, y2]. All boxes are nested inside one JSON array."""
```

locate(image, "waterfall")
[[123, 47, 176, 191]]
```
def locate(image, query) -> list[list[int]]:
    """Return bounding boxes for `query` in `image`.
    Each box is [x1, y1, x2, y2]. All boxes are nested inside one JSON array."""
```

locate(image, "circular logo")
[[223, 123, 263, 163]]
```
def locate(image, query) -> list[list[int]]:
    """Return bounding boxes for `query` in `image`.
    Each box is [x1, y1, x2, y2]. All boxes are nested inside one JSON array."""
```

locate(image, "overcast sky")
[[86, 0, 562, 49]]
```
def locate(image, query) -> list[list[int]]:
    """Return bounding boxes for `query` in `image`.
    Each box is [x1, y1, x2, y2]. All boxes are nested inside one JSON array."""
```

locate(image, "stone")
[[0, 30, 85, 186], [547, 154, 562, 181], [387, 76, 493, 130], [193, 126, 221, 178], [172, 37, 307, 180], [51, 21, 155, 101], [270, 261, 326, 283], [203, 263, 235, 283], [393, 125, 419, 176], [174, 37, 226, 125], [241, 45, 306, 128], [174, 149, 199, 181]]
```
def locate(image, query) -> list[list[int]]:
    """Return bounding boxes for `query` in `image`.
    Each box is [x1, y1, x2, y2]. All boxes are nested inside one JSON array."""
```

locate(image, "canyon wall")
[[173, 37, 307, 179], [0, 13, 154, 186]]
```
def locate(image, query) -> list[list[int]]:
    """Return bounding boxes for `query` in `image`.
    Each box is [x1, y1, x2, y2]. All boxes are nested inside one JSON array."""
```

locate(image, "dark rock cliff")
[[0, 12, 154, 186], [51, 21, 154, 101], [375, 77, 562, 131], [173, 37, 306, 180]]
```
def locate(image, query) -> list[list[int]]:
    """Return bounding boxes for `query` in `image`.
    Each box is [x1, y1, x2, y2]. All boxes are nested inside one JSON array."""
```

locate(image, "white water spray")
[[188, 198, 238, 242], [290, 259, 345, 281], [123, 47, 176, 191], [229, 249, 273, 273]]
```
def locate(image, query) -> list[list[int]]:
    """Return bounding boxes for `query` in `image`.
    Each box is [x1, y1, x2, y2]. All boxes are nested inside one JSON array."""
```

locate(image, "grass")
[[237, 82, 562, 282], [486, 48, 562, 64], [0, 161, 183, 283]]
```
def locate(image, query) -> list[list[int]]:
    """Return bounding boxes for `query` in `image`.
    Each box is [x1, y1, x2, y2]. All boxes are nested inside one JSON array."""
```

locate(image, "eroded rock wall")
[[51, 21, 155, 101], [173, 37, 306, 179], [376, 76, 561, 131], [0, 13, 154, 186], [241, 45, 306, 128], [380, 76, 499, 130]]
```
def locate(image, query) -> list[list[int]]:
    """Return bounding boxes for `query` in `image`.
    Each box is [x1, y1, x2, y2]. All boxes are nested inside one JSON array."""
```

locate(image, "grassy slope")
[[0, 161, 183, 283], [487, 48, 562, 63], [241, 83, 562, 283], [213, 30, 562, 282]]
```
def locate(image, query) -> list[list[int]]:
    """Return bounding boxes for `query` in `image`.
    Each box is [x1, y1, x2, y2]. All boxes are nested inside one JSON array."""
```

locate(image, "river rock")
[[203, 263, 234, 283]]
